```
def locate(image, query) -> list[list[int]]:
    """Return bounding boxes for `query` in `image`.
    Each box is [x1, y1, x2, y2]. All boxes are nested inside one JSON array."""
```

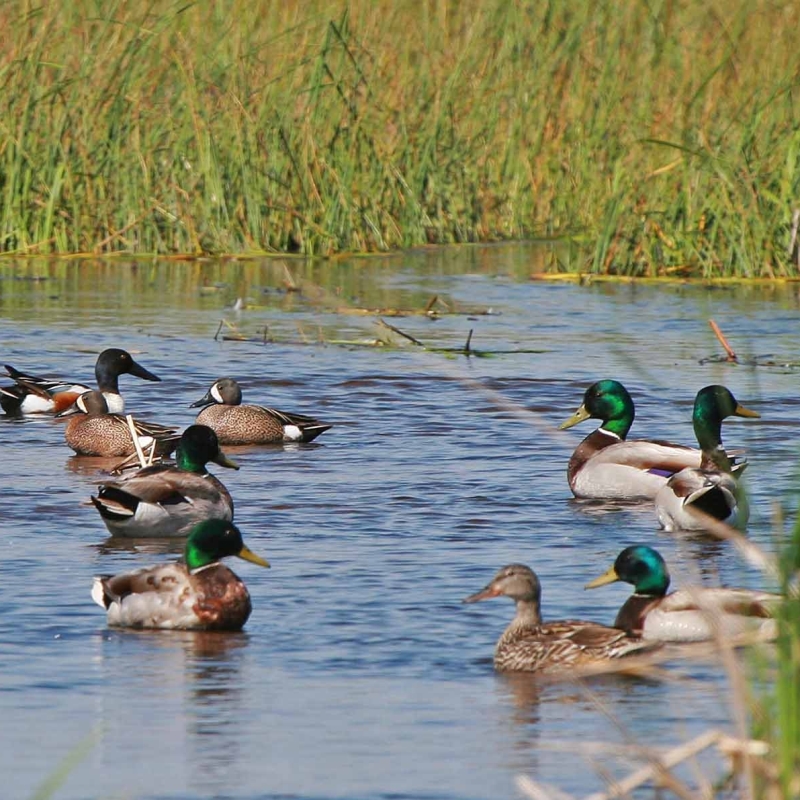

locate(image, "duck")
[[91, 519, 269, 630], [56, 390, 180, 458], [189, 377, 331, 445], [1, 348, 161, 415], [90, 424, 239, 538], [585, 545, 779, 642], [463, 564, 655, 673], [560, 380, 706, 500], [654, 385, 759, 531]]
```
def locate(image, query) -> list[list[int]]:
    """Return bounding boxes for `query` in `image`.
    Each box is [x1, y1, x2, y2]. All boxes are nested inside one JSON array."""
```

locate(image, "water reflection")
[[183, 632, 251, 792], [64, 454, 127, 477], [674, 535, 727, 570], [567, 497, 654, 520], [92, 629, 252, 796], [94, 537, 186, 557], [497, 672, 543, 726]]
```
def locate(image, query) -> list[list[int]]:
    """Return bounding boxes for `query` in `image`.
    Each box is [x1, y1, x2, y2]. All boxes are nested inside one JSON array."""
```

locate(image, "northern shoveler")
[[1, 348, 161, 415]]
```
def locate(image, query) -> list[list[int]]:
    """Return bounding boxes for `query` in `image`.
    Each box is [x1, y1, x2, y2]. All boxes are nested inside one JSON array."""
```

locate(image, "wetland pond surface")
[[1, 247, 797, 799]]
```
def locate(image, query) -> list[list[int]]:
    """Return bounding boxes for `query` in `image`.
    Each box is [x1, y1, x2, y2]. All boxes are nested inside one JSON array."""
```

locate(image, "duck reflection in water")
[[183, 631, 252, 792], [95, 537, 185, 558], [497, 672, 543, 726], [96, 629, 253, 793]]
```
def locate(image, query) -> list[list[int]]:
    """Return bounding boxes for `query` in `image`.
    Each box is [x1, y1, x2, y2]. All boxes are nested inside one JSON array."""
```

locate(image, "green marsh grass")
[[3, 1, 800, 272], [752, 512, 800, 799]]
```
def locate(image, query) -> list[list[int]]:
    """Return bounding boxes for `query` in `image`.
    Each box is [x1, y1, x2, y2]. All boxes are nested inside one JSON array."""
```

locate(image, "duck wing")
[[97, 468, 222, 507], [93, 563, 190, 605], [589, 439, 701, 474], [659, 587, 780, 617], [257, 406, 332, 440]]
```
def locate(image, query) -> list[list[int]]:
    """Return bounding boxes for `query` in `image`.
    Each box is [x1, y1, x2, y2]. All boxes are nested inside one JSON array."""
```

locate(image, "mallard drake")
[[91, 519, 269, 630], [189, 377, 331, 445], [463, 564, 655, 673], [1, 348, 161, 415], [56, 390, 179, 458], [654, 385, 759, 531], [585, 545, 779, 642], [90, 425, 239, 538], [560, 380, 708, 500]]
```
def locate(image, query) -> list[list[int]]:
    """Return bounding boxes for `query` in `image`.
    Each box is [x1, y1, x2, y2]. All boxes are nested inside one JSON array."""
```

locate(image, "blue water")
[[0, 250, 795, 799]]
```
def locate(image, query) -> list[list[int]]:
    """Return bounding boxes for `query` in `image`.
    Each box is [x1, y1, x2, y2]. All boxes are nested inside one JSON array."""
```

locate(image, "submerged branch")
[[709, 319, 738, 362]]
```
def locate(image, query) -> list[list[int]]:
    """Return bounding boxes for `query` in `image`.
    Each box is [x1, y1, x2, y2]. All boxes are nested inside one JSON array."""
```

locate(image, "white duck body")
[[568, 429, 702, 500], [586, 545, 779, 644], [655, 468, 746, 531], [634, 588, 778, 642]]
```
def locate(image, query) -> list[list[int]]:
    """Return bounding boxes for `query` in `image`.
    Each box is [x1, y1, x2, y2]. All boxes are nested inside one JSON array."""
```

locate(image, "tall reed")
[[755, 515, 800, 797], [2, 0, 800, 274]]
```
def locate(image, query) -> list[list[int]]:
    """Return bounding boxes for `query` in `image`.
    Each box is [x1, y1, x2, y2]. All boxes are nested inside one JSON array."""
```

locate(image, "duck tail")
[[91, 488, 138, 520], [300, 423, 333, 443], [91, 576, 112, 609]]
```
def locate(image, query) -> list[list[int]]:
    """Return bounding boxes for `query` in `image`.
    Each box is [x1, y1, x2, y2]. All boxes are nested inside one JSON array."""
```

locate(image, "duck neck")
[[510, 598, 542, 630], [615, 594, 662, 635], [95, 366, 120, 395], [175, 448, 208, 474], [700, 446, 732, 472], [602, 399, 634, 439], [693, 405, 723, 454], [498, 598, 542, 652], [694, 410, 732, 471]]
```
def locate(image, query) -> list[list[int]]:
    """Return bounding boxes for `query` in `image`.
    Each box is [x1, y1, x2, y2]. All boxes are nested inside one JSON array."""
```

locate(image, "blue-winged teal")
[[190, 377, 331, 445], [653, 386, 759, 531], [463, 564, 656, 673], [559, 380, 705, 500], [586, 545, 778, 642], [57, 390, 179, 458], [91, 519, 269, 630], [1, 348, 161, 415], [90, 424, 239, 538]]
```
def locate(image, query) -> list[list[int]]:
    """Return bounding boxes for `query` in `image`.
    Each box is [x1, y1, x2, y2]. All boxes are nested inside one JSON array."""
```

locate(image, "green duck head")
[[176, 424, 239, 473], [185, 519, 270, 572], [559, 379, 635, 439], [692, 385, 759, 469], [585, 545, 670, 597]]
